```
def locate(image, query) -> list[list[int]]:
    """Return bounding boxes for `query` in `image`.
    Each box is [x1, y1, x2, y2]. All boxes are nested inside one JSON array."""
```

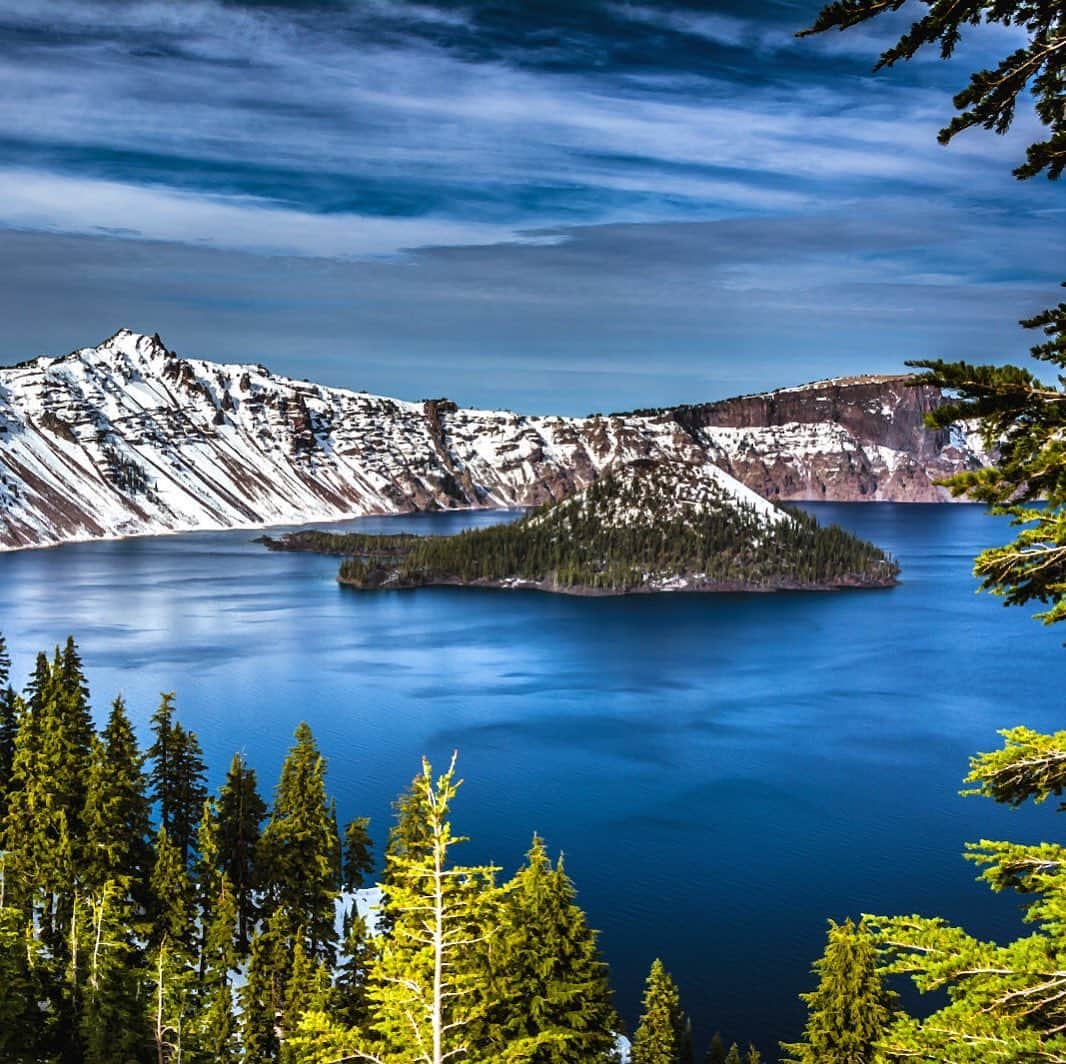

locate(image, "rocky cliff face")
[[0, 330, 701, 549], [0, 333, 991, 550], [662, 375, 989, 503]]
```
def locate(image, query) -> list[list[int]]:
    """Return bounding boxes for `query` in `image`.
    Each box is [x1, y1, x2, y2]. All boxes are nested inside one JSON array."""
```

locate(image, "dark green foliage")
[[217, 752, 267, 953], [150, 824, 196, 952], [261, 529, 419, 558], [781, 918, 896, 1063], [199, 874, 240, 1063], [802, 0, 1066, 180], [0, 636, 713, 1062], [241, 912, 291, 1064], [482, 835, 618, 1063], [705, 1033, 726, 1064], [334, 462, 897, 593], [0, 686, 19, 825], [147, 693, 208, 867], [631, 958, 687, 1064], [907, 325, 1066, 626], [79, 880, 144, 1064], [335, 910, 373, 1030], [258, 722, 340, 963], [341, 816, 374, 892], [82, 697, 152, 896]]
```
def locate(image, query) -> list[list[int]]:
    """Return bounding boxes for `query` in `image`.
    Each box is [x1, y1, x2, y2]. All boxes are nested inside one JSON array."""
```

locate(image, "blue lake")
[[0, 503, 1062, 1054]]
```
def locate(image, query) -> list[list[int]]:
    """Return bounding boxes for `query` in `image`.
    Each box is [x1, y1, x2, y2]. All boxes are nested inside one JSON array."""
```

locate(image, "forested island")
[[261, 460, 900, 595]]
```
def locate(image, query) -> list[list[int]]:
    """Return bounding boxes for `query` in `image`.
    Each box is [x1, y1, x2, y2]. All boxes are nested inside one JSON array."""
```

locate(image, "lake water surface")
[[1, 503, 1062, 1053]]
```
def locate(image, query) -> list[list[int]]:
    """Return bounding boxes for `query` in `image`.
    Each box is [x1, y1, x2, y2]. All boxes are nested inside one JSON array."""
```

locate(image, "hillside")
[[0, 331, 989, 550], [324, 460, 899, 595], [645, 375, 990, 502], [0, 330, 700, 548]]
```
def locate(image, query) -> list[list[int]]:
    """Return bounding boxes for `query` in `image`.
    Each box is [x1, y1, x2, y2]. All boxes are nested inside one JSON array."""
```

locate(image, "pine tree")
[[82, 697, 151, 896], [0, 882, 46, 1062], [724, 1046, 741, 1064], [705, 1033, 726, 1064], [364, 754, 500, 1064], [483, 834, 617, 1063], [258, 722, 340, 963], [194, 797, 222, 976], [0, 689, 22, 827], [342, 816, 374, 891], [79, 879, 143, 1064], [198, 874, 239, 1063], [781, 918, 896, 1064], [217, 752, 267, 954], [745, 1046, 761, 1064], [150, 825, 195, 953], [241, 912, 291, 1064], [631, 959, 686, 1064], [148, 694, 207, 866], [281, 934, 335, 1060], [335, 909, 373, 1030]]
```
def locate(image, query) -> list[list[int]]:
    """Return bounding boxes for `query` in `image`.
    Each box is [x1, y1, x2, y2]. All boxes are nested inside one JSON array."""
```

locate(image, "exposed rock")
[[651, 375, 990, 503], [0, 333, 991, 551]]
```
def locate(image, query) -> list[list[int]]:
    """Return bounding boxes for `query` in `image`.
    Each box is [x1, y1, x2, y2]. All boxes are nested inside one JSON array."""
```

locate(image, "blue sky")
[[0, 0, 1059, 413]]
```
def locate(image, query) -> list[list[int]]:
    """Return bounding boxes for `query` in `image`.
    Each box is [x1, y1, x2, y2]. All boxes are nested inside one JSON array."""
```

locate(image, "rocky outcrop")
[[656, 375, 989, 503], [0, 333, 992, 551], [0, 330, 702, 549]]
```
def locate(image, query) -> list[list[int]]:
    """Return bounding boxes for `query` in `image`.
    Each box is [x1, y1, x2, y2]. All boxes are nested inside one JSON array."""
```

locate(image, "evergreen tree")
[[781, 918, 896, 1064], [631, 959, 686, 1064], [150, 825, 195, 953], [148, 694, 207, 867], [723, 1046, 741, 1064], [241, 912, 291, 1064], [0, 885, 45, 1063], [198, 873, 240, 1064], [335, 909, 373, 1030], [364, 754, 499, 1064], [82, 696, 152, 896], [280, 934, 335, 1060], [0, 632, 14, 822], [0, 688, 22, 826], [803, 0, 1066, 180], [79, 879, 143, 1064], [483, 834, 617, 1062], [705, 1033, 726, 1064], [745, 1047, 761, 1064], [342, 815, 374, 891], [148, 933, 197, 1064], [217, 752, 266, 953], [194, 797, 222, 976], [24, 650, 50, 713], [258, 723, 340, 962]]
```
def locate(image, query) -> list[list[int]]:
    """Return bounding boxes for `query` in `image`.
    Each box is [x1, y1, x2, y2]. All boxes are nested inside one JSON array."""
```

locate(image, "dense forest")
[[0, 632, 765, 1064], [323, 462, 898, 593]]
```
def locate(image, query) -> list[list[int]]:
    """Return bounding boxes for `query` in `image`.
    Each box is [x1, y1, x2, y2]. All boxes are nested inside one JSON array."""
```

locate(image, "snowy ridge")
[[531, 458, 790, 533], [0, 330, 705, 549]]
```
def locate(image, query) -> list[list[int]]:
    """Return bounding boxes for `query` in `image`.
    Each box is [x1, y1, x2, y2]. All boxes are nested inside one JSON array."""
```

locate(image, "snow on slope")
[[0, 330, 707, 549]]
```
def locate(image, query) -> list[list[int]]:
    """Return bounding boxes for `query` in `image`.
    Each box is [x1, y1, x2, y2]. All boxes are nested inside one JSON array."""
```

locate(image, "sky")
[[0, 0, 1060, 414]]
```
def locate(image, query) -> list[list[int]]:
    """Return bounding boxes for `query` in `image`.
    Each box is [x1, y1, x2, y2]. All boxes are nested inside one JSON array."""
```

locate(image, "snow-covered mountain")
[[0, 330, 704, 549], [0, 331, 991, 550], [654, 375, 991, 503]]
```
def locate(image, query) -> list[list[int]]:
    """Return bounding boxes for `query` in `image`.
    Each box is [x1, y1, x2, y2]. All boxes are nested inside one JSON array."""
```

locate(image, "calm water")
[[1, 503, 1063, 1053]]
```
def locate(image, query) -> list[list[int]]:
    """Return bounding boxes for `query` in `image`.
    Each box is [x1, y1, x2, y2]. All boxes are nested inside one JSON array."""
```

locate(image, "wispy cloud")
[[0, 0, 1038, 258]]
